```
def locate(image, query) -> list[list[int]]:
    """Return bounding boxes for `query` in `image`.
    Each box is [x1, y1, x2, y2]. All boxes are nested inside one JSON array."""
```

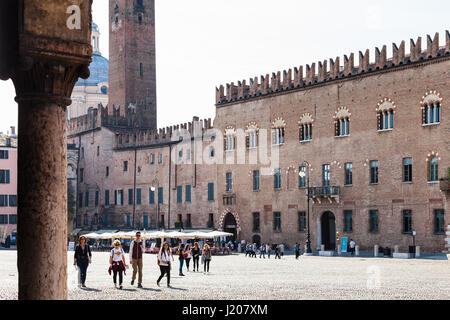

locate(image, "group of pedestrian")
[[74, 232, 215, 289], [243, 242, 287, 259]]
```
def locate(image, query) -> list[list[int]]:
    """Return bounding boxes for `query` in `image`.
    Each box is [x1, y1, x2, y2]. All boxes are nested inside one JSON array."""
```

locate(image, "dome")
[[92, 22, 99, 32], [75, 53, 109, 87]]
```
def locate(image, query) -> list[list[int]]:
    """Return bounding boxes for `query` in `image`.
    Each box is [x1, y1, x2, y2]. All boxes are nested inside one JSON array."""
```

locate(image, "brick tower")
[[109, 0, 157, 129]]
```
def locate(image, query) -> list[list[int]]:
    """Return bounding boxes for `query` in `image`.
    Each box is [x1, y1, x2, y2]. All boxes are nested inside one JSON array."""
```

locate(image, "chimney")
[[10, 126, 15, 135]]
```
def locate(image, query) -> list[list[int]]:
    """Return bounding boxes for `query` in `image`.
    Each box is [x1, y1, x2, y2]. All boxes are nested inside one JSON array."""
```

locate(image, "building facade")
[[67, 2, 449, 252], [0, 127, 17, 245]]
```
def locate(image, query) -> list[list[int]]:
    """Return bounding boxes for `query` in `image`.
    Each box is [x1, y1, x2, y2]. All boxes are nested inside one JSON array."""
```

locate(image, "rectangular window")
[[298, 211, 306, 232], [10, 195, 17, 207], [149, 188, 155, 204], [160, 214, 165, 229], [253, 212, 260, 232], [370, 161, 378, 184], [344, 210, 353, 232], [105, 190, 110, 206], [178, 150, 183, 162], [226, 172, 232, 192], [128, 189, 133, 205], [79, 168, 84, 183], [123, 161, 128, 172], [150, 154, 155, 165], [0, 150, 8, 159], [158, 153, 163, 164], [274, 169, 281, 190], [158, 187, 163, 204], [253, 170, 260, 191], [403, 158, 412, 182], [177, 186, 182, 203], [434, 209, 445, 234], [126, 215, 131, 227], [273, 212, 281, 231], [402, 210, 412, 234], [208, 183, 214, 201], [345, 163, 353, 186], [85, 191, 89, 207], [118, 190, 123, 206], [185, 185, 191, 203], [186, 149, 191, 161], [186, 214, 192, 228], [136, 188, 142, 205], [369, 210, 379, 233], [299, 166, 306, 188], [139, 63, 143, 77], [0, 195, 7, 207], [9, 215, 17, 225], [95, 191, 99, 207], [322, 164, 330, 187], [208, 213, 214, 228], [78, 193, 83, 208], [143, 215, 149, 228], [0, 215, 7, 224]]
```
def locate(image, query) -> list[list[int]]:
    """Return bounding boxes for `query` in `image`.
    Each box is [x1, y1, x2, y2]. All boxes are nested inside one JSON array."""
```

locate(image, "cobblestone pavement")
[[1, 251, 449, 300]]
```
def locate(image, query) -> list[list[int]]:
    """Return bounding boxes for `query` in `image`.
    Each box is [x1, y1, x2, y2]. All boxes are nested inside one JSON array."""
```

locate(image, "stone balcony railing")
[[223, 193, 236, 206], [309, 186, 340, 204]]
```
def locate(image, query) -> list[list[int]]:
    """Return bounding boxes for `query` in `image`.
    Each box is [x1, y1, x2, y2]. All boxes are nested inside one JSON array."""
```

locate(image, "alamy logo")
[[66, 5, 81, 30]]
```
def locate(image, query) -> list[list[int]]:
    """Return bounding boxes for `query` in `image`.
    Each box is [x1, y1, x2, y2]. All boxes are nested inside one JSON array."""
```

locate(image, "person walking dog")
[[129, 231, 145, 288], [74, 235, 92, 288]]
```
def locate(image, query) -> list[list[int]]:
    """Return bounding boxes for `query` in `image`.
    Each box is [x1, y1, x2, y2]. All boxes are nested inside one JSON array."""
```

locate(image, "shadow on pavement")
[[140, 287, 162, 292], [168, 286, 188, 291], [81, 287, 102, 292]]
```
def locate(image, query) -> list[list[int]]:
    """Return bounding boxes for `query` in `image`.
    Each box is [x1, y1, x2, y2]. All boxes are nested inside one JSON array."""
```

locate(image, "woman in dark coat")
[[73, 235, 92, 288]]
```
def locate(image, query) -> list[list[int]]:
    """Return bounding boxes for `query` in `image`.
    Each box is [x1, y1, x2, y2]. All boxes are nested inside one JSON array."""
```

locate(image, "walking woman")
[[157, 242, 174, 287], [202, 244, 212, 274], [266, 243, 271, 259], [73, 235, 92, 288], [192, 242, 201, 272], [184, 243, 192, 272], [177, 243, 186, 276], [109, 240, 127, 289]]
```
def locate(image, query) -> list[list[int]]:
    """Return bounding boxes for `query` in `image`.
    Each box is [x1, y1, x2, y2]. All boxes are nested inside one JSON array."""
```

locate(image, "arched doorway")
[[320, 211, 336, 250], [223, 212, 237, 242], [252, 235, 261, 248]]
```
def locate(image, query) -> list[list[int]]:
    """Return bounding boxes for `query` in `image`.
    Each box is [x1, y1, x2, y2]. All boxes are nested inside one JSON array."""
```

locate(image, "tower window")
[[138, 14, 143, 24], [140, 63, 143, 77]]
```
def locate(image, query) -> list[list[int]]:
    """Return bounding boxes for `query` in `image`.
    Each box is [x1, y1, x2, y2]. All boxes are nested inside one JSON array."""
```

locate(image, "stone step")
[[319, 251, 336, 257], [393, 253, 412, 259]]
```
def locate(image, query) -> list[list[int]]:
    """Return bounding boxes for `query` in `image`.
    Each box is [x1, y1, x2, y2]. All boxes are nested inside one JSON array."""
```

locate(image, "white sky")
[[0, 0, 449, 134]]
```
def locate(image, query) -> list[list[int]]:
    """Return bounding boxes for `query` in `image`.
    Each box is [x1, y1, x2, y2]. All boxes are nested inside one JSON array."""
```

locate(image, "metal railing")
[[308, 186, 340, 197]]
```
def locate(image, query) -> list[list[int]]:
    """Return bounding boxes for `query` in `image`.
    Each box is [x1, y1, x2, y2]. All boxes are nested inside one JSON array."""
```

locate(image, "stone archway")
[[218, 208, 241, 241], [318, 211, 336, 251]]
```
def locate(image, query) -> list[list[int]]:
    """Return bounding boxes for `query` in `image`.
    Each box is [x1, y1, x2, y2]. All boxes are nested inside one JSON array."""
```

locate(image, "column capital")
[[12, 33, 92, 106]]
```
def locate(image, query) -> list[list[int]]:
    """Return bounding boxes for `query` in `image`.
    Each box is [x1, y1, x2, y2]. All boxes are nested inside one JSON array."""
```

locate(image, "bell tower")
[[109, 0, 157, 129]]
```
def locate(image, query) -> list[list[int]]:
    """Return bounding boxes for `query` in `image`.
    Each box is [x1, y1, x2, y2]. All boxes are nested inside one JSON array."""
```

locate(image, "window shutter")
[[299, 126, 303, 141], [335, 121, 339, 136], [6, 170, 9, 184], [246, 134, 249, 149]]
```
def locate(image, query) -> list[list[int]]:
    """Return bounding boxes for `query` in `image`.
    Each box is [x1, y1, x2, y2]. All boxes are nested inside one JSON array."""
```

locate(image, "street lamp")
[[299, 161, 312, 254], [150, 186, 160, 230]]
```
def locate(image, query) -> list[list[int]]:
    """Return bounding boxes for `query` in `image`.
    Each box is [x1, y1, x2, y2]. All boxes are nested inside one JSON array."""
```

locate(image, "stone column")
[[374, 245, 379, 257], [355, 245, 360, 256], [415, 246, 421, 258], [9, 0, 92, 299]]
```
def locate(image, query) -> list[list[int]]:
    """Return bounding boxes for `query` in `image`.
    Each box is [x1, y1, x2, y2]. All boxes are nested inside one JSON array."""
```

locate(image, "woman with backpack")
[[157, 242, 174, 287], [109, 240, 127, 289]]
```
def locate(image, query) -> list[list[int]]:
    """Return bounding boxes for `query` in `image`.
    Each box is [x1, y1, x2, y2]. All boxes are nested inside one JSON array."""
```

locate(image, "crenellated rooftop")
[[216, 31, 450, 106]]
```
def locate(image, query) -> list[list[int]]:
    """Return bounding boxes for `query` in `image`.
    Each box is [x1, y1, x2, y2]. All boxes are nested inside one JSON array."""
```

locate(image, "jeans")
[[113, 269, 123, 285], [204, 259, 210, 272], [260, 251, 265, 258], [157, 265, 170, 285], [185, 258, 191, 270], [179, 258, 184, 274], [193, 257, 199, 270], [77, 259, 89, 284]]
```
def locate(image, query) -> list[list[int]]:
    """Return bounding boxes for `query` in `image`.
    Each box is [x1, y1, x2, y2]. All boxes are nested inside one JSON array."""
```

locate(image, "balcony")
[[223, 193, 236, 206], [440, 178, 450, 192], [309, 186, 340, 204]]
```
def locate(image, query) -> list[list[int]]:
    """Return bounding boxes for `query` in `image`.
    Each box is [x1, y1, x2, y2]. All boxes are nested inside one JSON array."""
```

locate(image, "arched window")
[[334, 107, 351, 137], [299, 113, 314, 142], [377, 98, 396, 130], [429, 157, 439, 182], [245, 122, 259, 149], [272, 118, 286, 146], [421, 91, 442, 125], [224, 126, 236, 151]]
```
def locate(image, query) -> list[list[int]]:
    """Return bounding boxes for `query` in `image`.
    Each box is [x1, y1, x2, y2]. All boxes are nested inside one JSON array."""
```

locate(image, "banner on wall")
[[341, 237, 348, 253]]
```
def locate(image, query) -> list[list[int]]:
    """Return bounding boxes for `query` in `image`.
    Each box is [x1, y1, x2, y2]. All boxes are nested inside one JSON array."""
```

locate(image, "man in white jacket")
[[129, 232, 145, 288]]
